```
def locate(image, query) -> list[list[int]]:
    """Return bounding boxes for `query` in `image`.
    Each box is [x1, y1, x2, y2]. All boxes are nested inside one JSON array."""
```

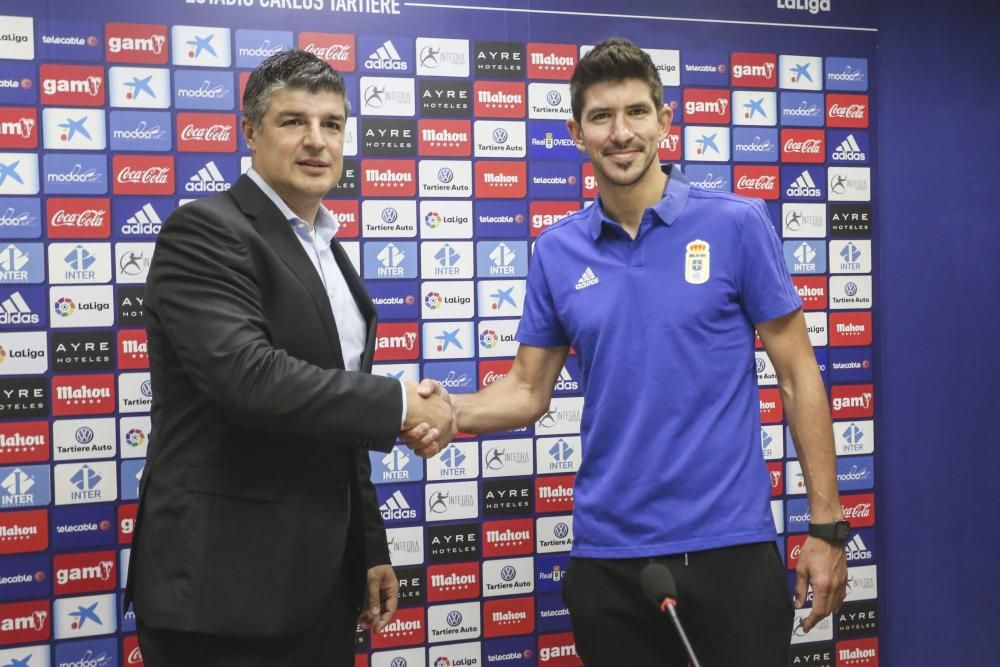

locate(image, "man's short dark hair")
[[570, 37, 663, 123], [243, 49, 348, 128]]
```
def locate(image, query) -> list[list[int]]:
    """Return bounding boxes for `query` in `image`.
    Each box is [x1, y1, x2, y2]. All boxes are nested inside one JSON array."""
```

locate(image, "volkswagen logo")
[[492, 127, 508, 144], [382, 208, 398, 224], [554, 522, 569, 539], [546, 90, 562, 106], [437, 167, 454, 183], [446, 610, 463, 627], [75, 427, 94, 444]]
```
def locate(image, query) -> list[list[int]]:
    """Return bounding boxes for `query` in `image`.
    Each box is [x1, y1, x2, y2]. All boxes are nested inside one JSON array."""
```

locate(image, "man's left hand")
[[794, 535, 847, 632], [359, 564, 399, 633]]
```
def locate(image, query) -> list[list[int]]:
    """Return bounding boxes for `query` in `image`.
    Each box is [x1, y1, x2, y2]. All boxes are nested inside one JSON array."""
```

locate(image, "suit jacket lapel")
[[330, 240, 379, 372], [228, 176, 346, 369]]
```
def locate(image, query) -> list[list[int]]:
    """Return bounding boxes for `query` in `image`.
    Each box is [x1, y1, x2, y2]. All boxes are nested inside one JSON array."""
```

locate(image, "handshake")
[[399, 379, 457, 458]]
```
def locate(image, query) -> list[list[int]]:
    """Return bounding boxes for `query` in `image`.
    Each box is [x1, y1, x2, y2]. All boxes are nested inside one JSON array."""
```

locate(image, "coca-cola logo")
[[829, 104, 866, 118], [784, 138, 822, 153], [180, 123, 232, 142], [482, 370, 506, 385], [843, 502, 872, 518], [736, 175, 776, 190], [127, 646, 143, 664], [117, 166, 170, 184], [304, 43, 351, 62], [52, 209, 106, 227]]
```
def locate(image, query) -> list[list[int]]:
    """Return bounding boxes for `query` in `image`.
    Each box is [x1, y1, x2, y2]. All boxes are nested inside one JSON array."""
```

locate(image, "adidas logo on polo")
[[575, 267, 599, 290], [365, 40, 407, 71], [185, 160, 230, 193]]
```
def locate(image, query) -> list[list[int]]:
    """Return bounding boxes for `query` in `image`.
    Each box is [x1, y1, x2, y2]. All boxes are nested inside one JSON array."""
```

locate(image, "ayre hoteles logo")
[[475, 41, 525, 79], [419, 79, 471, 119]]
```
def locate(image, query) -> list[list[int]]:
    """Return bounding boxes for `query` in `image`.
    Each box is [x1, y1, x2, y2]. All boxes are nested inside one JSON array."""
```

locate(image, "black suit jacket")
[[126, 175, 402, 637]]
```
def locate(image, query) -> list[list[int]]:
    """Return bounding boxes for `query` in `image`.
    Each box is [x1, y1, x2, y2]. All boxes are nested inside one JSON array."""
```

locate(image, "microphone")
[[639, 562, 703, 667]]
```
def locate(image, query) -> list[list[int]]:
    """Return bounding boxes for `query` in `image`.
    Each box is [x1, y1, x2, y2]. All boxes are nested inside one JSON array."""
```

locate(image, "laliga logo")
[[424, 291, 442, 309], [125, 428, 146, 448], [479, 329, 498, 349], [180, 123, 232, 142], [117, 166, 170, 184], [303, 42, 352, 63], [54, 297, 76, 317]]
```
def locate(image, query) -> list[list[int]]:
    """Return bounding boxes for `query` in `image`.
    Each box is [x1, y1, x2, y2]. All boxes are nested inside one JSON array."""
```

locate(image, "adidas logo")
[[832, 134, 867, 161], [575, 266, 599, 290], [121, 203, 163, 235], [364, 40, 407, 71], [379, 490, 417, 521], [845, 533, 872, 561], [554, 366, 579, 392], [786, 170, 821, 198], [185, 160, 230, 193], [0, 291, 37, 326]]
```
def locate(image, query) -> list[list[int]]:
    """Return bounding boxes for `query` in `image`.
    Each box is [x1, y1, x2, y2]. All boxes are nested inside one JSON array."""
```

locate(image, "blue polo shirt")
[[517, 165, 801, 558]]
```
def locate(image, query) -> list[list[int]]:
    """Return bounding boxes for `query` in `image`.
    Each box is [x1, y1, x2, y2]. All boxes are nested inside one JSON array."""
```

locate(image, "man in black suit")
[[127, 50, 453, 666]]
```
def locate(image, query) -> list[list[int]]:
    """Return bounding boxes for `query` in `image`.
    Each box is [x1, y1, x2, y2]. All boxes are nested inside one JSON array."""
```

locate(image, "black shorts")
[[562, 542, 795, 667]]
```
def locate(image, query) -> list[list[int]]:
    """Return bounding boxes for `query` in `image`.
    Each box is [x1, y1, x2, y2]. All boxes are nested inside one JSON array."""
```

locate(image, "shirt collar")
[[246, 167, 338, 244], [586, 164, 691, 240]]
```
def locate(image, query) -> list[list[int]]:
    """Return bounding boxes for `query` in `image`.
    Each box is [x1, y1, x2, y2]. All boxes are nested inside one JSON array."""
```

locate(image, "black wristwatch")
[[808, 520, 851, 543]]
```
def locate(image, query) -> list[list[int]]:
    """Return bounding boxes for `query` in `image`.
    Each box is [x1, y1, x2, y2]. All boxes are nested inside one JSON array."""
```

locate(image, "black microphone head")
[[639, 562, 678, 608]]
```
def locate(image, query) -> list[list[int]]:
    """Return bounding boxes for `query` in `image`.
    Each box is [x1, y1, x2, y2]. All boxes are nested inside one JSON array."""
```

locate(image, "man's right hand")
[[400, 380, 455, 458]]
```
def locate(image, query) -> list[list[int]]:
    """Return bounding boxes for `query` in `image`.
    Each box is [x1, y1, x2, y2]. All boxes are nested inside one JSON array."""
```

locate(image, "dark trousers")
[[562, 542, 794, 667], [137, 565, 358, 667]]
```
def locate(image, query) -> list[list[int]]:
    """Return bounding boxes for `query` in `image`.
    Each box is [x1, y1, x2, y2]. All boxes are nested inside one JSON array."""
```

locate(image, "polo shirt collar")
[[586, 163, 691, 240], [246, 167, 338, 244]]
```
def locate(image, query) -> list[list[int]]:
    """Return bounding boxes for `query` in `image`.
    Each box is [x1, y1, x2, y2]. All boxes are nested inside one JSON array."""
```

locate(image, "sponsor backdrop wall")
[[0, 1, 879, 665]]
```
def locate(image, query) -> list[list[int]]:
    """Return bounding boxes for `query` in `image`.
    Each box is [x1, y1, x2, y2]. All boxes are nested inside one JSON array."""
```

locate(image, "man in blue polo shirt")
[[406, 37, 847, 665]]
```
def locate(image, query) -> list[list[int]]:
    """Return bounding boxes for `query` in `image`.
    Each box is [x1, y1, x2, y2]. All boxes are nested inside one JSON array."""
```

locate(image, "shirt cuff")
[[399, 379, 408, 428]]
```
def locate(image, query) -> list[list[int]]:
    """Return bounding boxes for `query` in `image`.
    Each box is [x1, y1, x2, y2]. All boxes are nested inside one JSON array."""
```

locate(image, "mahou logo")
[[361, 160, 416, 197], [427, 561, 480, 602], [0, 599, 50, 644], [39, 65, 106, 106], [476, 161, 527, 198], [759, 388, 783, 424], [473, 81, 527, 118], [52, 374, 116, 416], [535, 475, 575, 513], [479, 359, 513, 389], [683, 89, 731, 124], [836, 637, 878, 666], [841, 493, 875, 528], [418, 119, 472, 157], [105, 23, 169, 64], [829, 312, 872, 346], [113, 155, 175, 195], [298, 33, 355, 71], [118, 329, 149, 370], [730, 52, 777, 87], [176, 113, 237, 152], [781, 129, 825, 163], [52, 550, 116, 595], [527, 44, 577, 80], [831, 384, 874, 419], [530, 201, 579, 237], [792, 276, 828, 310], [734, 166, 779, 199], [658, 126, 682, 161], [538, 632, 581, 666], [483, 517, 534, 557], [370, 607, 425, 648], [46, 198, 111, 239], [374, 322, 419, 361], [323, 200, 359, 238], [0, 509, 48, 555], [0, 421, 49, 464], [0, 107, 38, 149], [484, 596, 534, 638], [826, 94, 870, 129]]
